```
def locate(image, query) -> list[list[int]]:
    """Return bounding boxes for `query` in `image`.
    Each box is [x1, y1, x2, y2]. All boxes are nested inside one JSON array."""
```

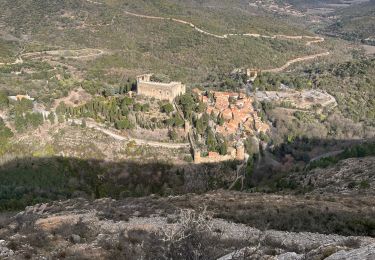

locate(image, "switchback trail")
[[85, 0, 326, 50], [121, 10, 330, 72], [0, 49, 104, 68], [123, 10, 325, 46], [21, 49, 105, 60], [262, 51, 330, 73], [2, 0, 330, 73]]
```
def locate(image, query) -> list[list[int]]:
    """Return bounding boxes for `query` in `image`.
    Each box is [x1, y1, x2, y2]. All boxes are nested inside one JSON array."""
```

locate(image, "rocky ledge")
[[0, 195, 374, 259]]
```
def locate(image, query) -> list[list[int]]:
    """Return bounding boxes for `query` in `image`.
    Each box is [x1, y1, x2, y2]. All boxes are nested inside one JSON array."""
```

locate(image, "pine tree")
[[206, 128, 217, 152]]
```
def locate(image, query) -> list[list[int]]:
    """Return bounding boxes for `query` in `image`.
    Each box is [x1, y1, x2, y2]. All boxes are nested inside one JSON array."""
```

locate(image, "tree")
[[15, 99, 33, 115], [151, 74, 170, 83], [217, 114, 224, 126], [219, 139, 228, 155], [122, 96, 134, 106], [0, 91, 9, 109], [26, 112, 44, 128], [196, 101, 206, 113], [48, 113, 55, 124], [258, 131, 270, 143], [201, 112, 210, 126], [120, 102, 130, 116], [0, 118, 13, 141], [169, 129, 178, 141], [81, 119, 87, 128], [56, 101, 67, 115], [58, 114, 65, 123], [174, 115, 184, 127], [195, 117, 205, 135], [133, 103, 142, 112], [161, 103, 174, 114], [14, 114, 26, 132], [179, 94, 195, 118], [244, 137, 259, 156], [142, 103, 150, 112], [206, 128, 217, 152], [115, 118, 132, 130], [245, 157, 255, 187]]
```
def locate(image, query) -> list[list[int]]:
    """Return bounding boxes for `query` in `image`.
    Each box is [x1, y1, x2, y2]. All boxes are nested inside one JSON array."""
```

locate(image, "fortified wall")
[[136, 74, 186, 101], [193, 143, 245, 164]]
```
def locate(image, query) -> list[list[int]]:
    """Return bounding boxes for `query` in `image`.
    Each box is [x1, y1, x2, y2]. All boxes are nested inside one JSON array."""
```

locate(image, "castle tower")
[[194, 149, 201, 164], [136, 74, 153, 83], [236, 143, 245, 161], [136, 73, 186, 101]]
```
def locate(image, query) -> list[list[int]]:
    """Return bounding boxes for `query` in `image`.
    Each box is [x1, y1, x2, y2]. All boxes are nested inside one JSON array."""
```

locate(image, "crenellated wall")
[[136, 74, 186, 101]]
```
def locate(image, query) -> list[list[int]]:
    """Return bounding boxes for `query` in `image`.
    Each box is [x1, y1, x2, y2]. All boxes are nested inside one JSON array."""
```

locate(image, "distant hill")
[[284, 0, 371, 10], [0, 0, 324, 82], [319, 0, 375, 45]]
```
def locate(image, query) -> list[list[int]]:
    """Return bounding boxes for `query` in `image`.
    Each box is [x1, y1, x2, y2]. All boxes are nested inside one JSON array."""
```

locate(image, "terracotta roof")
[[199, 91, 270, 137], [222, 108, 233, 120], [208, 151, 220, 158]]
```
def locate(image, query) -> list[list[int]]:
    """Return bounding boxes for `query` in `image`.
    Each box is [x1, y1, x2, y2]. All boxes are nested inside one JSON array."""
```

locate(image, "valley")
[[0, 0, 374, 259]]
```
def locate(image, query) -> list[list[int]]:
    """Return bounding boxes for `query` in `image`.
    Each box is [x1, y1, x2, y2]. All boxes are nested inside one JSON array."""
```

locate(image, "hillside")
[[290, 156, 375, 195], [319, 0, 375, 44], [0, 1, 374, 259], [0, 190, 374, 259], [0, 0, 329, 82]]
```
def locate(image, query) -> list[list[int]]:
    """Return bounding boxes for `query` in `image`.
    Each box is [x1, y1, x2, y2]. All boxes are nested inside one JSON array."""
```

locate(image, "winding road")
[[68, 119, 190, 149], [123, 10, 325, 46], [262, 51, 330, 73], [120, 10, 330, 72], [1, 0, 330, 73], [0, 48, 104, 69], [0, 58, 23, 66], [21, 49, 105, 60]]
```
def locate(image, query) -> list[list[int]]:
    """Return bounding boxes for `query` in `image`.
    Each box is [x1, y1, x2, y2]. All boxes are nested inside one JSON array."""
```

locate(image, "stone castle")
[[136, 74, 186, 101]]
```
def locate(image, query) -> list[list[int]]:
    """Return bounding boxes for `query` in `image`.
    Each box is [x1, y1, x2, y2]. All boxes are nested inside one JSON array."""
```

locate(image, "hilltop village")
[[1, 70, 340, 165], [2, 66, 337, 167], [1, 72, 272, 165], [191, 89, 269, 163], [133, 72, 273, 164]]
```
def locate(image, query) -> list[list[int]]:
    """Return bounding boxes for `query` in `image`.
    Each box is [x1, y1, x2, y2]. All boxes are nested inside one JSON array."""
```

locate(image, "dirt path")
[[0, 48, 105, 80], [21, 48, 105, 60], [119, 10, 330, 72], [0, 57, 23, 66], [309, 150, 344, 162], [122, 11, 325, 46], [262, 51, 330, 73], [2, 0, 330, 73], [85, 0, 103, 4], [3, 1, 329, 73], [68, 119, 190, 149]]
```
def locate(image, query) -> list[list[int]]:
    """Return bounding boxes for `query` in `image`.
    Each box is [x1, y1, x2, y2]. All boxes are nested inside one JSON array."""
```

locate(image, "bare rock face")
[[325, 244, 375, 260], [0, 195, 374, 259], [290, 156, 375, 195], [0, 240, 14, 258], [275, 252, 303, 260]]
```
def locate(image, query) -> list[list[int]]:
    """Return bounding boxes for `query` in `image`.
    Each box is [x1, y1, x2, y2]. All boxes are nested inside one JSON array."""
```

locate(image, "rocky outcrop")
[[0, 240, 14, 258], [325, 244, 375, 259], [290, 156, 375, 195], [0, 196, 374, 259]]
